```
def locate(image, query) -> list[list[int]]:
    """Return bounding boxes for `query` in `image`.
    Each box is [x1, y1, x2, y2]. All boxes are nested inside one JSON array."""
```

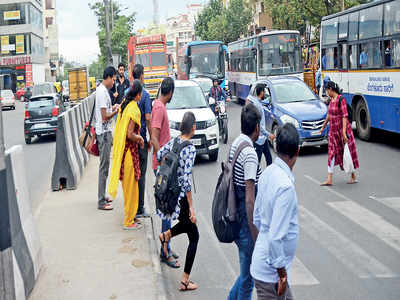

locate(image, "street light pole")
[[103, 0, 113, 66], [111, 0, 114, 30]]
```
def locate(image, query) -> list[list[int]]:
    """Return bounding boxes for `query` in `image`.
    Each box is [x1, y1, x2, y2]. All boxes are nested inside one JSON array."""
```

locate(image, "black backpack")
[[154, 138, 192, 215], [338, 95, 353, 122], [212, 141, 251, 243]]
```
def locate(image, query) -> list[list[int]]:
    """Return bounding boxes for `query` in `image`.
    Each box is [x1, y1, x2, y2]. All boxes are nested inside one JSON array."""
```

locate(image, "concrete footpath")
[[30, 157, 165, 300]]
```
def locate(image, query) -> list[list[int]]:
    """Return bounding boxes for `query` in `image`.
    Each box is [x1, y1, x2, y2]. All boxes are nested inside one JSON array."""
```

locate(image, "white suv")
[[163, 80, 219, 161], [0, 90, 16, 110]]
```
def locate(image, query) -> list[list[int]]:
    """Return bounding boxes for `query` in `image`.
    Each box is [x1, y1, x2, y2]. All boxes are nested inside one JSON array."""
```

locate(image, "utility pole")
[[111, 0, 114, 30], [342, 0, 345, 11], [103, 0, 113, 66]]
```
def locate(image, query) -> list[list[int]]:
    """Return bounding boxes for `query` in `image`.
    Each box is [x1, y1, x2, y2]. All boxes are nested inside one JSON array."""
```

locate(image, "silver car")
[[1, 89, 16, 110]]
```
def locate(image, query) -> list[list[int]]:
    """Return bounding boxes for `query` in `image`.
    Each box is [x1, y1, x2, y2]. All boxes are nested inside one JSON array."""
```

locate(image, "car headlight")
[[206, 118, 217, 128], [169, 121, 180, 130], [280, 114, 299, 128]]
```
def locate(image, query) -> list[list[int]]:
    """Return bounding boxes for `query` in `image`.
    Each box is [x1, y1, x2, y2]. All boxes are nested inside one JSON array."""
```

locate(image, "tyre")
[[355, 100, 372, 141], [25, 136, 31, 144], [209, 150, 219, 162], [222, 119, 228, 144], [272, 125, 279, 153]]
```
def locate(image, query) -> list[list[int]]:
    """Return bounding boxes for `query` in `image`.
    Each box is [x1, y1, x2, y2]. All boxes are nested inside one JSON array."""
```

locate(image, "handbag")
[[343, 143, 354, 174], [79, 101, 99, 156]]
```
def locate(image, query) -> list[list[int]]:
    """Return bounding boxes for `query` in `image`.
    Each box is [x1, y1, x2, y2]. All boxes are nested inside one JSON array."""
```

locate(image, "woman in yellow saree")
[[108, 80, 144, 230]]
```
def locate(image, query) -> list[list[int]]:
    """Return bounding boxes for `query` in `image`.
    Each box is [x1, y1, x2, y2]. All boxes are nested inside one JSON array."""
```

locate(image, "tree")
[[88, 59, 103, 79], [195, 0, 252, 44], [89, 1, 136, 69]]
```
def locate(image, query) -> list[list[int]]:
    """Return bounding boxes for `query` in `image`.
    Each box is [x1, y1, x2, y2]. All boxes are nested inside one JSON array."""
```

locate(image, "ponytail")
[[325, 80, 342, 94]]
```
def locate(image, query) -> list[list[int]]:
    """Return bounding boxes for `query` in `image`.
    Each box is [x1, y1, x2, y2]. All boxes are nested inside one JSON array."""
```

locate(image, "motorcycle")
[[209, 97, 228, 144]]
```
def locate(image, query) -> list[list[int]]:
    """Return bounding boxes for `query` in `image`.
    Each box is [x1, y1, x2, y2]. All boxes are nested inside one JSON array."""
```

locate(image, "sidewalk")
[[30, 157, 162, 300]]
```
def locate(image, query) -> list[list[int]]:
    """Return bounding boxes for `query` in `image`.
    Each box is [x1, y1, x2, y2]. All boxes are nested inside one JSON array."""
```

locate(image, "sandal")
[[123, 222, 142, 230], [179, 280, 198, 292], [106, 197, 113, 203], [320, 181, 332, 186], [98, 203, 113, 210], [161, 255, 180, 269]]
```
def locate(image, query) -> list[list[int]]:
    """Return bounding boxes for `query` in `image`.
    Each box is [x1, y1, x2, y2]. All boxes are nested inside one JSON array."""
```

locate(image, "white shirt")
[[95, 83, 112, 135]]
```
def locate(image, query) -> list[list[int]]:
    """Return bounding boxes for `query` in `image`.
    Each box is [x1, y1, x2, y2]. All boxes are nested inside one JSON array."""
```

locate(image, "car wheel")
[[272, 125, 279, 153], [209, 150, 219, 162], [25, 136, 32, 144], [356, 100, 372, 141]]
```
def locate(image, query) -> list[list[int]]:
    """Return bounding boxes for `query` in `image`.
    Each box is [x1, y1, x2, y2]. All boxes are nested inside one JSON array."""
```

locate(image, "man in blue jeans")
[[228, 104, 261, 300]]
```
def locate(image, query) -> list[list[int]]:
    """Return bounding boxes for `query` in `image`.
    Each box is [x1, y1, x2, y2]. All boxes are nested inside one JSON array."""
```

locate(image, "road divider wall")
[[2, 145, 43, 300], [51, 94, 95, 191]]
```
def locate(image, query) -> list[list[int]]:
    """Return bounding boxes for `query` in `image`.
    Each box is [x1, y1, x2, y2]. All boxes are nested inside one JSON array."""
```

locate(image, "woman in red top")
[[320, 81, 359, 186]]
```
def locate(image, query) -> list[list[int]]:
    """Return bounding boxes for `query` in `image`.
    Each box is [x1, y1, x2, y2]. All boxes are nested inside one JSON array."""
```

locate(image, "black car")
[[24, 94, 61, 144]]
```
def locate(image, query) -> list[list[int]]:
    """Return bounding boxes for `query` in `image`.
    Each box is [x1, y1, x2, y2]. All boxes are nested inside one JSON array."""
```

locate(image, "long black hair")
[[325, 80, 342, 94], [121, 79, 142, 116], [180, 111, 196, 135]]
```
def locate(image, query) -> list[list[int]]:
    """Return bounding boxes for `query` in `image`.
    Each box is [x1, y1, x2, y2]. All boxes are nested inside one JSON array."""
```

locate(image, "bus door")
[[338, 42, 349, 97]]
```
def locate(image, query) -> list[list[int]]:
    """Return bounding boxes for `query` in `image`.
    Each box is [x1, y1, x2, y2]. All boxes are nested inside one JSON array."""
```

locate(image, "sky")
[[57, 0, 206, 65]]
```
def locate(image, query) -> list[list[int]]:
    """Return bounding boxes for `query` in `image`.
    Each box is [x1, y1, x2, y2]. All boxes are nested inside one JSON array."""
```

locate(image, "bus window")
[[339, 44, 348, 69], [384, 39, 400, 68], [325, 47, 338, 69], [384, 1, 400, 36], [359, 5, 383, 40], [348, 12, 359, 41], [349, 45, 357, 69], [359, 41, 382, 69]]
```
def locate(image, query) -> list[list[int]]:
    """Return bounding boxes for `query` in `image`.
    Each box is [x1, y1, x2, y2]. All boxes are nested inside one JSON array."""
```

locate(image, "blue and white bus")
[[227, 30, 303, 101], [321, 0, 400, 140]]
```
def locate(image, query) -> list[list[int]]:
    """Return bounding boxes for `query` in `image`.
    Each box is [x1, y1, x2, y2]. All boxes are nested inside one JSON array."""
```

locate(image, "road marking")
[[290, 257, 320, 286], [198, 212, 236, 280], [328, 201, 400, 254], [299, 205, 396, 278], [369, 196, 400, 213], [304, 175, 353, 202]]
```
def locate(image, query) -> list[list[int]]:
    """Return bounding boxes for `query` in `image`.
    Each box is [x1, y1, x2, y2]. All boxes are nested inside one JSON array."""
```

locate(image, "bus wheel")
[[356, 100, 371, 141]]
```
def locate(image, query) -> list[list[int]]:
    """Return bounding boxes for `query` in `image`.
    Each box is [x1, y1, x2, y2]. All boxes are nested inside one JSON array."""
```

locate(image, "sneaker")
[[123, 222, 143, 230]]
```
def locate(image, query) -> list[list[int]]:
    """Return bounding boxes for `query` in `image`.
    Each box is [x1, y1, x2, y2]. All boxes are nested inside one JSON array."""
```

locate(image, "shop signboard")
[[1, 36, 9, 54], [4, 10, 20, 21], [0, 55, 32, 66], [16, 35, 24, 54], [26, 64, 33, 86]]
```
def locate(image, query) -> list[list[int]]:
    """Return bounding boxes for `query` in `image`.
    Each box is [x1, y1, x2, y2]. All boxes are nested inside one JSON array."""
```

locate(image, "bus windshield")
[[259, 34, 302, 76], [151, 52, 166, 67], [136, 53, 150, 67], [189, 44, 222, 77]]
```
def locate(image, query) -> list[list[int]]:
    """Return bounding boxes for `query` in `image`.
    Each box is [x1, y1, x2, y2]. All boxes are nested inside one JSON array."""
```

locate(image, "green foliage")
[[264, 0, 370, 36], [89, 1, 136, 71], [88, 59, 103, 79], [195, 0, 251, 44]]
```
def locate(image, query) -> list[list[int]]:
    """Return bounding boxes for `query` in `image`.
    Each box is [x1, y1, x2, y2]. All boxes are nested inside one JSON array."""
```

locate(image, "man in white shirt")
[[96, 66, 120, 210]]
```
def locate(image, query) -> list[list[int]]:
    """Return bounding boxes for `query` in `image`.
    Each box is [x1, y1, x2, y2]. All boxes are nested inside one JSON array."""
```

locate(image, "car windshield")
[[194, 80, 213, 93], [33, 84, 53, 96], [28, 97, 54, 108], [272, 81, 317, 103], [1, 90, 14, 97], [190, 44, 222, 76], [166, 86, 208, 110], [151, 52, 166, 67]]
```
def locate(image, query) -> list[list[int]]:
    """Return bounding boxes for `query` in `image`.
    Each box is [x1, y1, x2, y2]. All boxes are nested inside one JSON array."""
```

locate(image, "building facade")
[[166, 4, 203, 61], [0, 0, 45, 91], [42, 0, 58, 82]]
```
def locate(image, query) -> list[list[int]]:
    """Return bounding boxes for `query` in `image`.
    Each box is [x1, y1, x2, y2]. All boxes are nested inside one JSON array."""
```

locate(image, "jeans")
[[97, 132, 113, 207], [228, 212, 255, 300], [154, 169, 172, 256], [255, 141, 272, 166], [138, 141, 148, 214]]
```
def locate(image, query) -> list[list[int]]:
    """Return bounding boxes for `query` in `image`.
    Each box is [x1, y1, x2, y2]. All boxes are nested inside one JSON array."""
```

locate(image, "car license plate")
[[311, 130, 321, 136], [33, 123, 49, 129], [191, 139, 202, 146]]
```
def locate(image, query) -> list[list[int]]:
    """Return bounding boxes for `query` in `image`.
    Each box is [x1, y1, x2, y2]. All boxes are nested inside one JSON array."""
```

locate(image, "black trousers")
[[255, 141, 273, 166], [138, 141, 148, 214], [170, 196, 199, 275]]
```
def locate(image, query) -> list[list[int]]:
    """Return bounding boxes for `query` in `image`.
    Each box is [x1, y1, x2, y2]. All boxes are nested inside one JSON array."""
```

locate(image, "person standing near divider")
[[95, 66, 119, 211]]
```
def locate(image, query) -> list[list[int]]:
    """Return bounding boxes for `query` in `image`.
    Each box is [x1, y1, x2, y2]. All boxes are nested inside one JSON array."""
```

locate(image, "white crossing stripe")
[[299, 206, 396, 278], [290, 257, 320, 286], [369, 196, 400, 214], [328, 201, 400, 254]]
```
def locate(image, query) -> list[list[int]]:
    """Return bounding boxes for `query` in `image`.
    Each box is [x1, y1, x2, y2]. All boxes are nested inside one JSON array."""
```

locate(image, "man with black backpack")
[[227, 104, 262, 300]]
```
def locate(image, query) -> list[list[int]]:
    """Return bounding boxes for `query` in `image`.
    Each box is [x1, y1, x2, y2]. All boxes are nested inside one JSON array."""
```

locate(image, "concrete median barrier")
[[51, 93, 96, 191], [0, 145, 43, 300]]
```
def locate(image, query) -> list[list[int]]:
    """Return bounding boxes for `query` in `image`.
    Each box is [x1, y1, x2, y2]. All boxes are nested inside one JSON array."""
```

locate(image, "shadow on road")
[[29, 135, 56, 145], [359, 129, 400, 150]]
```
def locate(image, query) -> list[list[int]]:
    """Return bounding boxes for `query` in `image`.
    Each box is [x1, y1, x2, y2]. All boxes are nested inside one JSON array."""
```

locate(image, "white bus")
[[227, 30, 303, 101], [321, 0, 400, 140]]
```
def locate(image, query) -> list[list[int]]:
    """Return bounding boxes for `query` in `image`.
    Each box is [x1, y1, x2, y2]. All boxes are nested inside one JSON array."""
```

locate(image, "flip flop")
[[347, 180, 358, 184], [161, 255, 180, 269], [179, 280, 198, 292], [98, 203, 113, 210], [320, 182, 333, 186]]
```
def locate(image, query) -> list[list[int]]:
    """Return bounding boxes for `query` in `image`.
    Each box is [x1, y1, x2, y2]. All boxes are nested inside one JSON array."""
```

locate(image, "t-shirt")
[[95, 83, 113, 135], [229, 134, 261, 187], [138, 88, 152, 141], [152, 99, 170, 170]]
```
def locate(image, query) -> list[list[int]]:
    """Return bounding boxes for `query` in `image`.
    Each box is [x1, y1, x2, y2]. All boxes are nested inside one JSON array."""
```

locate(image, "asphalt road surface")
[[158, 99, 400, 300], [2, 101, 56, 211]]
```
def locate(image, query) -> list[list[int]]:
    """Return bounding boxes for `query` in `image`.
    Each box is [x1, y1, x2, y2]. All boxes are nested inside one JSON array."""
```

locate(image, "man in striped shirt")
[[228, 104, 261, 300]]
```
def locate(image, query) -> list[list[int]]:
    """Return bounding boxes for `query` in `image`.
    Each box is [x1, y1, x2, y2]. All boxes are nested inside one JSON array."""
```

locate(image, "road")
[[2, 101, 56, 211], [158, 99, 400, 300]]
